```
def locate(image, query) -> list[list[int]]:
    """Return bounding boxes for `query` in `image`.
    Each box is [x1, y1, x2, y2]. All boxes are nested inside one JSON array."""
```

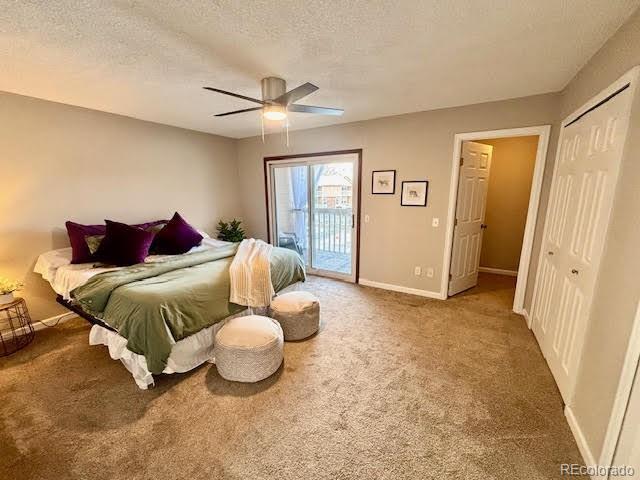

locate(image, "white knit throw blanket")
[[229, 239, 275, 308]]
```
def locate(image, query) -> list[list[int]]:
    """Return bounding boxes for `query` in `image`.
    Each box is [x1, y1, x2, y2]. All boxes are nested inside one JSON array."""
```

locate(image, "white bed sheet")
[[34, 236, 231, 300]]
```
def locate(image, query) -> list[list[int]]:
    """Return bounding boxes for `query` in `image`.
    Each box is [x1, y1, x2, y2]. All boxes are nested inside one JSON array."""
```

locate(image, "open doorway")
[[476, 136, 539, 277], [442, 126, 550, 314]]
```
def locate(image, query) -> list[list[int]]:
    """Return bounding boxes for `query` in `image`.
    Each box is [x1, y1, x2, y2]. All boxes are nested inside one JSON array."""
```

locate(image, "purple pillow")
[[95, 220, 155, 266], [66, 221, 106, 264], [152, 212, 203, 255], [66, 219, 167, 263]]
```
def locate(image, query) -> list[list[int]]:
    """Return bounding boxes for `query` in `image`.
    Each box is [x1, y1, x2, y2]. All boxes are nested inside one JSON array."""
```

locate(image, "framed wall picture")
[[401, 180, 428, 206], [371, 170, 396, 194]]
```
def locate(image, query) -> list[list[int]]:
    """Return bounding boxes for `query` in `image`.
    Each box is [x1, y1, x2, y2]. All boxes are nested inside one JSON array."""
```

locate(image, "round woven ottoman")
[[214, 315, 283, 382], [270, 291, 320, 341]]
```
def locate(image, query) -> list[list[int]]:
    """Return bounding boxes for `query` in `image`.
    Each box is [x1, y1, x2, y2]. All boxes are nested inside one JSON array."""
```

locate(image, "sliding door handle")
[[480, 224, 488, 229]]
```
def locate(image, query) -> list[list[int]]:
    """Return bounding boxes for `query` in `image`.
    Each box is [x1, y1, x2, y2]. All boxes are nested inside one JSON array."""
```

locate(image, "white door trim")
[[441, 125, 551, 315], [597, 300, 640, 475], [560, 66, 639, 129]]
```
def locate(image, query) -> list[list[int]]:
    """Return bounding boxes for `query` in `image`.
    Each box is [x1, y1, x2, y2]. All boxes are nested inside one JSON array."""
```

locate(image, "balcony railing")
[[313, 208, 352, 254]]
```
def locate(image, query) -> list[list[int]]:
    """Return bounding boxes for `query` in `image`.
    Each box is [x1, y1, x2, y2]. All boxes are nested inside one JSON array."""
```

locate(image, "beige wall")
[[561, 8, 640, 462], [476, 136, 538, 272], [237, 94, 558, 299], [0, 91, 242, 321], [0, 5, 637, 463]]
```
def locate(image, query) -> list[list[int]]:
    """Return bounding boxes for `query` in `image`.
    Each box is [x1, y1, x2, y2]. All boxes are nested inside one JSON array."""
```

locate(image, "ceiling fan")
[[204, 77, 344, 120]]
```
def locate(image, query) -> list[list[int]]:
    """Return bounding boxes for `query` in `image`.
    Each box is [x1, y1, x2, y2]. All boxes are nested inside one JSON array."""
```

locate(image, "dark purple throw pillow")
[[152, 212, 203, 255], [95, 220, 155, 266], [66, 219, 167, 264], [66, 221, 107, 264]]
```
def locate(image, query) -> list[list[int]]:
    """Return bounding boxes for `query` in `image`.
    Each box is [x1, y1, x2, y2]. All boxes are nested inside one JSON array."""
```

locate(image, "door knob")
[[548, 251, 554, 255], [480, 224, 488, 229], [571, 269, 579, 275]]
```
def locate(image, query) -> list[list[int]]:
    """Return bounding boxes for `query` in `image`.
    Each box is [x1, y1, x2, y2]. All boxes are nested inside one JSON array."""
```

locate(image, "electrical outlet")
[[426, 267, 434, 278], [414, 266, 422, 276], [432, 217, 439, 227]]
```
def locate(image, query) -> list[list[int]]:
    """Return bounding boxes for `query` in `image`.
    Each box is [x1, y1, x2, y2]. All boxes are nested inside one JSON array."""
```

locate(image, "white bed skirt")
[[89, 323, 218, 389], [88, 308, 272, 389]]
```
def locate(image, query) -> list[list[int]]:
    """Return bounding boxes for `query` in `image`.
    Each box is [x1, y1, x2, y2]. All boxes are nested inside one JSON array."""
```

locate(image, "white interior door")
[[531, 82, 635, 404], [449, 141, 493, 296]]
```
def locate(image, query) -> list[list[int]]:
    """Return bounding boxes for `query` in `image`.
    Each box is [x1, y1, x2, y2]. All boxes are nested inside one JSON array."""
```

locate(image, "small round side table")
[[0, 298, 35, 356]]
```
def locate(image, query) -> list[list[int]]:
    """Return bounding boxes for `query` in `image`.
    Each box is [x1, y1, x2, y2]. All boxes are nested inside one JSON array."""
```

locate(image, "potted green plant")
[[216, 219, 246, 243], [0, 277, 22, 305]]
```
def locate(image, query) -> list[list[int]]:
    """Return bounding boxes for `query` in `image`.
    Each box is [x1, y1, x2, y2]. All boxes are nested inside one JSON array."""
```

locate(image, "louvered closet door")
[[531, 85, 634, 403]]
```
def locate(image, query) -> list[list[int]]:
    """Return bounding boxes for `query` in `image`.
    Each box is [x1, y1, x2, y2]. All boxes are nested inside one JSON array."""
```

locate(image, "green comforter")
[[71, 244, 305, 374]]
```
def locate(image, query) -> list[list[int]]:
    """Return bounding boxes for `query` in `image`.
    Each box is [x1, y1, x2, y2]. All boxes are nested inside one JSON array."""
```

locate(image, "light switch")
[[432, 217, 439, 227], [364, 214, 370, 223]]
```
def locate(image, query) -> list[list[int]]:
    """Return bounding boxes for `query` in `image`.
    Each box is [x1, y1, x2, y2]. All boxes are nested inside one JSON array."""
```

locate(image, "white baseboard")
[[478, 266, 518, 276], [30, 312, 77, 332], [565, 406, 600, 479], [520, 308, 530, 325], [359, 278, 445, 300]]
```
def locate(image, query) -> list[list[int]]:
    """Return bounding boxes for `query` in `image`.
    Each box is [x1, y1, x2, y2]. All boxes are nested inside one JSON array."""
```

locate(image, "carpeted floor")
[[1, 274, 582, 479]]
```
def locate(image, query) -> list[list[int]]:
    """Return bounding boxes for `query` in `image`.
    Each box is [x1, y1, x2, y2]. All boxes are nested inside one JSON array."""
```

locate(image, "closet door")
[[531, 82, 635, 403]]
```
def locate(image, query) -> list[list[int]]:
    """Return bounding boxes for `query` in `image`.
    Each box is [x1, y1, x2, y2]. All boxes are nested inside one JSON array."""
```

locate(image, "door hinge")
[[460, 157, 464, 166], [449, 273, 452, 280], [454, 218, 458, 226]]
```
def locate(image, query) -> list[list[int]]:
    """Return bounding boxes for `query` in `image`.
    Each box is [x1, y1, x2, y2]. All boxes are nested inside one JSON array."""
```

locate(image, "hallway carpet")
[[0, 274, 582, 479]]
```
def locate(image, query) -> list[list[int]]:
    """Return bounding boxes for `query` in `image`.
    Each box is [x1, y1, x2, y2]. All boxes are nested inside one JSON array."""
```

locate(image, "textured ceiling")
[[1, 1, 638, 138]]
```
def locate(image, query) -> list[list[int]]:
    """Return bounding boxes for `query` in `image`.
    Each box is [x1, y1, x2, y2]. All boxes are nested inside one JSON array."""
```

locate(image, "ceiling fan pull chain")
[[286, 113, 290, 148], [261, 114, 265, 143]]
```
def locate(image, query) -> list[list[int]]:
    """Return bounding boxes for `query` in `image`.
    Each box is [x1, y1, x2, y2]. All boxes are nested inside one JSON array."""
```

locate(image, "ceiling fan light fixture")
[[263, 105, 287, 121]]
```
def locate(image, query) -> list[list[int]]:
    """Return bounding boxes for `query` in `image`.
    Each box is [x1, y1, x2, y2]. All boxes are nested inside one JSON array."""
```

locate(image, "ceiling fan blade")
[[274, 82, 319, 105], [288, 104, 344, 116], [203, 87, 265, 105], [213, 106, 263, 117]]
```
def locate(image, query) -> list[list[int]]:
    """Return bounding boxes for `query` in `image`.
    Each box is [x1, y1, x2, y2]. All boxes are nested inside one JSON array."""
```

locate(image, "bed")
[[34, 236, 305, 388]]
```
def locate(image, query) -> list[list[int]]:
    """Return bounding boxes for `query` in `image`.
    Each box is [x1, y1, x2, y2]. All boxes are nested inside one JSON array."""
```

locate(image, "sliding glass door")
[[268, 153, 359, 282]]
